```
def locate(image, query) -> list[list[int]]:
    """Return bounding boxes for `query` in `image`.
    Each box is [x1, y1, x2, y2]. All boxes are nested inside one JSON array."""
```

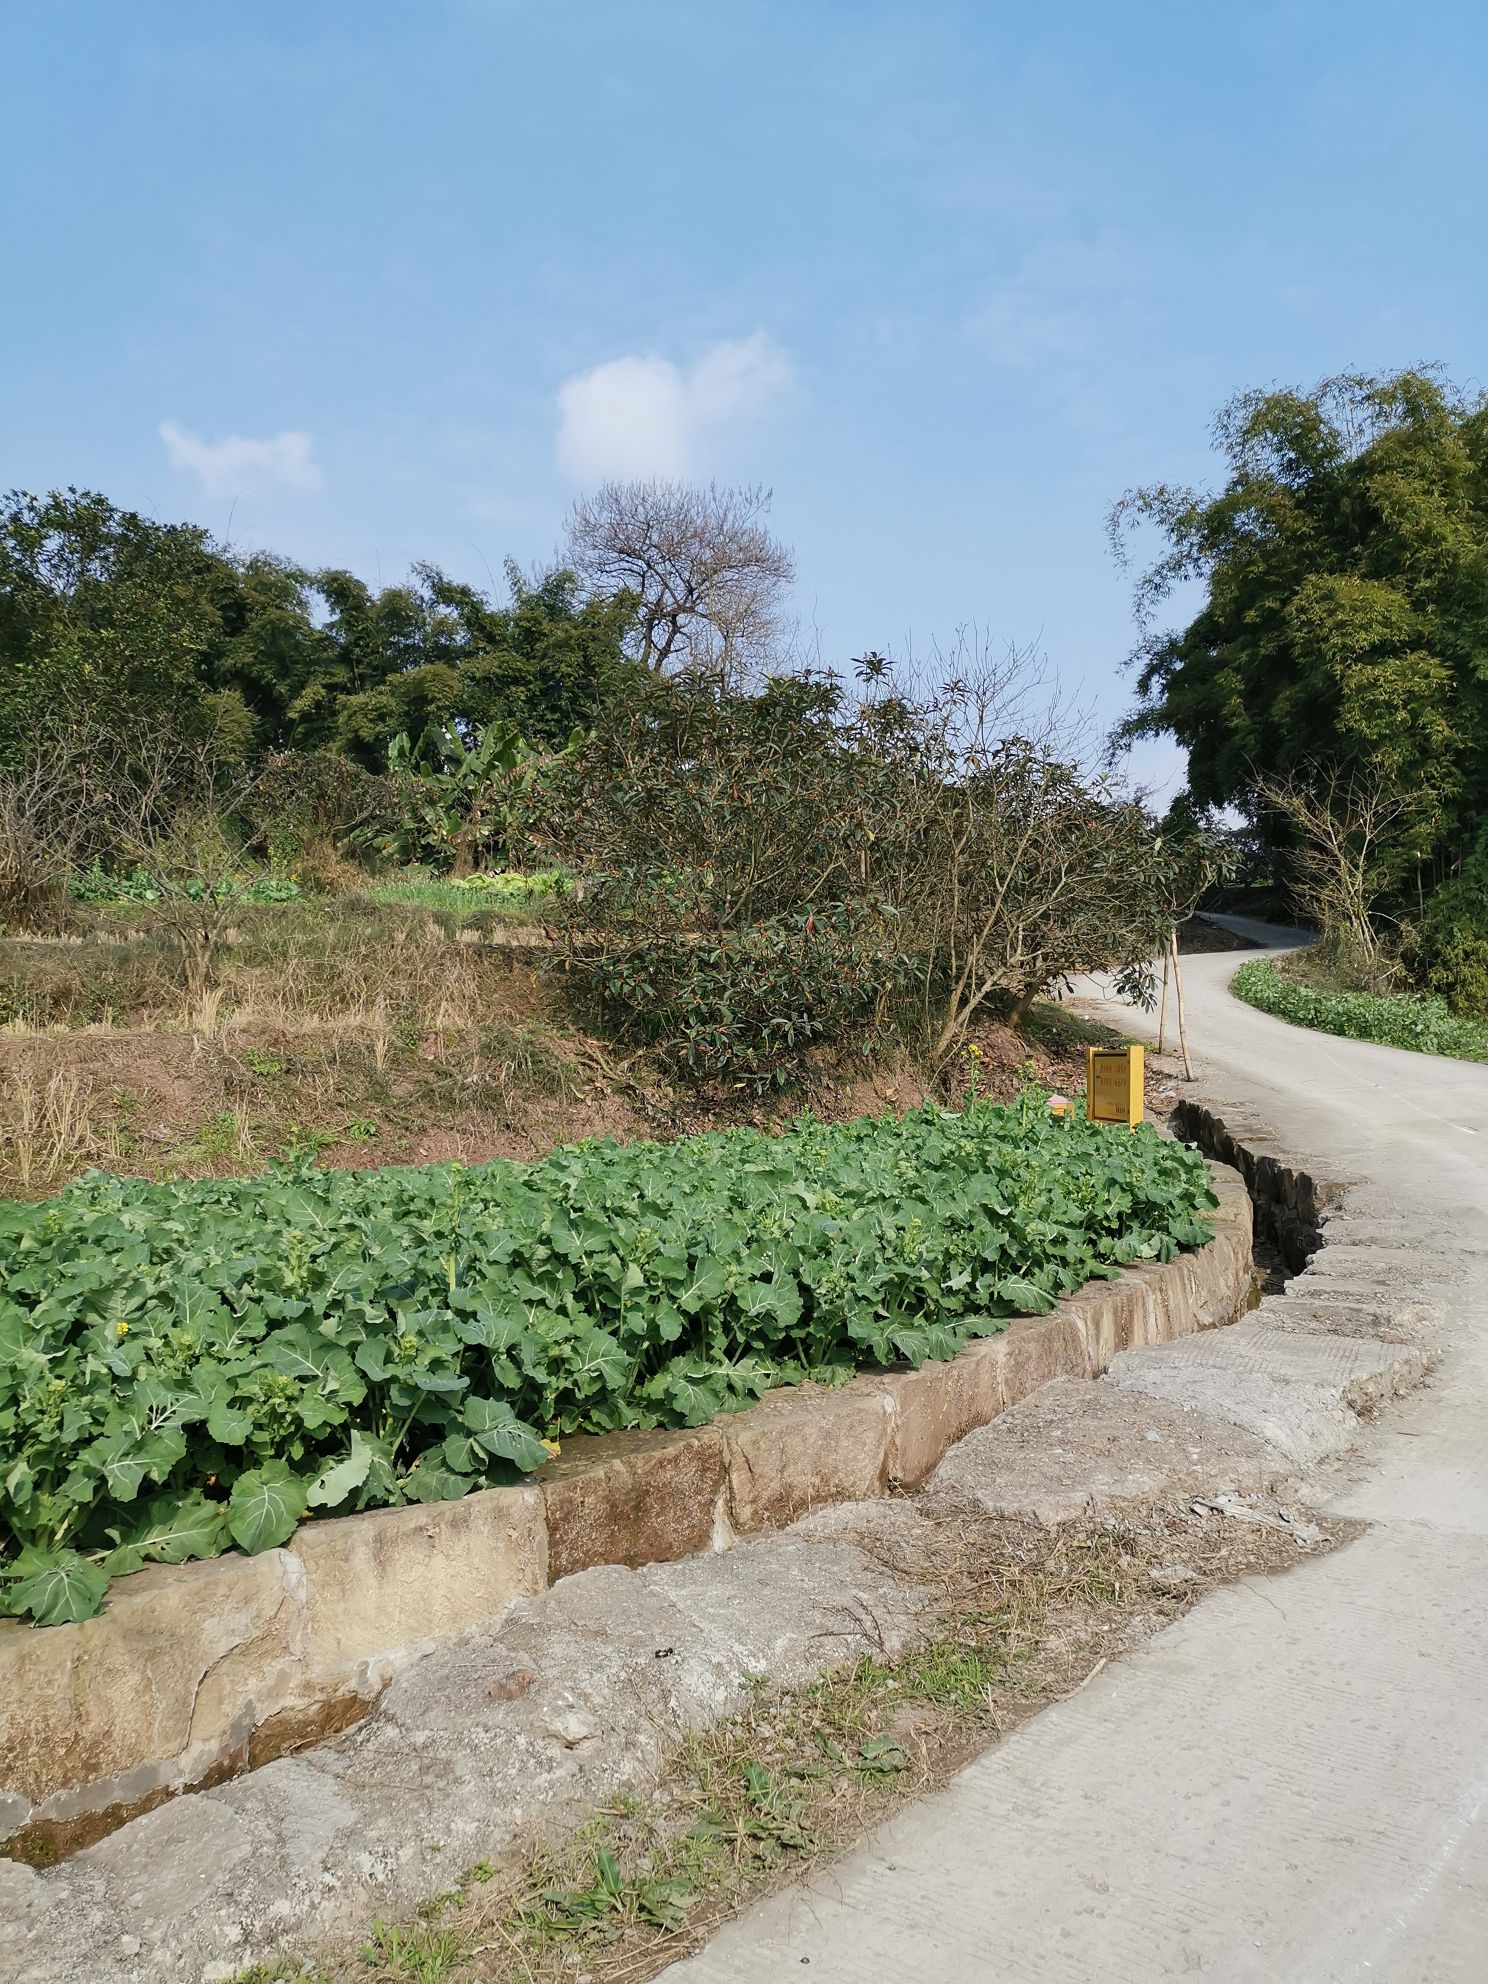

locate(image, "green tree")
[[319, 562, 639, 765], [0, 489, 640, 771], [1112, 369, 1488, 883], [0, 488, 249, 763], [208, 551, 330, 750]]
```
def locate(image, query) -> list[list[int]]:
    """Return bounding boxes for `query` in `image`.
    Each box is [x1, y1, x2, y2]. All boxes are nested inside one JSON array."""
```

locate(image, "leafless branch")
[[564, 479, 796, 681]]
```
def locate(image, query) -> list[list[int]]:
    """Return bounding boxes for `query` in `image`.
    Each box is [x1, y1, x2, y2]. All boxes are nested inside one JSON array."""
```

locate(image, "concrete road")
[[663, 926, 1488, 1984]]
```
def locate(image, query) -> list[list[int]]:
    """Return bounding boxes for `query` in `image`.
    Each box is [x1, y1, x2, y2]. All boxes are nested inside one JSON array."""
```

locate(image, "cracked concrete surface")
[[663, 918, 1488, 1984]]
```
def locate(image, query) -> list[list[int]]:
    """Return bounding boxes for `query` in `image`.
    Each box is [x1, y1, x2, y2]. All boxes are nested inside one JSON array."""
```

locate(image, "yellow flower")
[[115, 1322, 130, 1337], [966, 1043, 983, 1059]]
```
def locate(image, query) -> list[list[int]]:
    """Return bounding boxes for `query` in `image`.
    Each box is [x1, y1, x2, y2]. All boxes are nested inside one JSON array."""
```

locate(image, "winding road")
[[663, 921, 1488, 1983]]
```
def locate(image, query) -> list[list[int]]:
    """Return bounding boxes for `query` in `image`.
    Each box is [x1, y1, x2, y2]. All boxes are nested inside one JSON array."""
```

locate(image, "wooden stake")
[[1156, 938, 1171, 1055], [1171, 931, 1194, 1081]]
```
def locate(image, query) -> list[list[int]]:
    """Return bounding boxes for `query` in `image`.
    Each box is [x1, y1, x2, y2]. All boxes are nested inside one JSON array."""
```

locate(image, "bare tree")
[[1258, 763, 1408, 965], [92, 734, 270, 1004], [1, 724, 271, 1009], [0, 728, 108, 932], [564, 480, 796, 679]]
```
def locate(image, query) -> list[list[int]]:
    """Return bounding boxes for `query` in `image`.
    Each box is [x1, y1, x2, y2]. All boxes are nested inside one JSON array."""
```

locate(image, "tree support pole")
[[1170, 931, 1194, 1081], [1156, 939, 1171, 1055]]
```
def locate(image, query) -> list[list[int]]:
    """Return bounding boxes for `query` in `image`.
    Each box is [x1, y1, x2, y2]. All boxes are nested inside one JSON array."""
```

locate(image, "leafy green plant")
[[0, 1096, 1215, 1624], [364, 868, 568, 914], [527, 1843, 695, 1938], [1231, 956, 1488, 1060], [363, 722, 581, 876], [450, 869, 567, 900], [71, 863, 299, 906], [361, 1920, 465, 1978], [190, 1111, 254, 1161], [282, 1122, 339, 1164]]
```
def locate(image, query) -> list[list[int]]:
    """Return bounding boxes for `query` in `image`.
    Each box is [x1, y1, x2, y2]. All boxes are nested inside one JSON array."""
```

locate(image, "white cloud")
[[159, 420, 322, 499], [555, 334, 794, 482]]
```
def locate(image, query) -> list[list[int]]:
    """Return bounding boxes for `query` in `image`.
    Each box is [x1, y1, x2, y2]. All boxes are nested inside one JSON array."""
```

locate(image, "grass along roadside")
[[1231, 955, 1488, 1061], [249, 1498, 1348, 1984]]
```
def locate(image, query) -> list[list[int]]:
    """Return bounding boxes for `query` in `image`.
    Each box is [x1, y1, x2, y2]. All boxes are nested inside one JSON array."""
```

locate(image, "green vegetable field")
[[1231, 957, 1488, 1062], [0, 1096, 1215, 1625]]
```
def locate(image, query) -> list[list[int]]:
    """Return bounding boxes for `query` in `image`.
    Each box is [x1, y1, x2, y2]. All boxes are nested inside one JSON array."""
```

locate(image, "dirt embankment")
[[0, 906, 1123, 1197]]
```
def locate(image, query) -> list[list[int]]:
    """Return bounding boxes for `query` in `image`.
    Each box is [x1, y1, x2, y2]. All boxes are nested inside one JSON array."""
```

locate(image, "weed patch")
[[361, 873, 564, 917]]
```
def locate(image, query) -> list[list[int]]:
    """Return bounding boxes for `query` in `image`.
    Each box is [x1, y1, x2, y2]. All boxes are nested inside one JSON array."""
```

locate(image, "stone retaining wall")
[[0, 1160, 1252, 1862], [1172, 1100, 1339, 1271]]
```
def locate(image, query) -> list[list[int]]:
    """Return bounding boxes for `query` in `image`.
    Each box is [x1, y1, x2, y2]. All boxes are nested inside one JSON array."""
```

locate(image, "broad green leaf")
[[401, 1461, 474, 1504], [6, 1551, 110, 1626], [657, 1364, 726, 1422], [206, 1398, 254, 1445], [104, 1492, 229, 1576], [462, 1396, 550, 1472], [227, 1462, 309, 1553], [306, 1434, 374, 1510], [78, 1423, 152, 1503], [998, 1277, 1057, 1315]]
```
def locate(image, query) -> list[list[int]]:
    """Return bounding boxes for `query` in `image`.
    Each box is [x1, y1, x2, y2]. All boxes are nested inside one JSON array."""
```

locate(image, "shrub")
[[0, 1096, 1216, 1623], [1417, 929, 1488, 1024], [1231, 956, 1488, 1060], [550, 668, 1216, 1081], [1414, 851, 1488, 1023], [576, 907, 907, 1088], [250, 749, 393, 866]]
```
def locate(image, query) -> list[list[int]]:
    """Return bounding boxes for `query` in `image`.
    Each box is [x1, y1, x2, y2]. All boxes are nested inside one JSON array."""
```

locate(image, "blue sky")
[[6, 1, 1485, 792]]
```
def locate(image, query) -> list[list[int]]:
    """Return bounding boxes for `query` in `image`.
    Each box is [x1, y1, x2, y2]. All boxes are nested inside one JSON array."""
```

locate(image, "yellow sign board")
[[1085, 1044, 1144, 1128]]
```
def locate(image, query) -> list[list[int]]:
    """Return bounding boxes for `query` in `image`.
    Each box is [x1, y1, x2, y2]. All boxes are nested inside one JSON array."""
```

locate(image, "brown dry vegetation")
[[0, 899, 1125, 1199]]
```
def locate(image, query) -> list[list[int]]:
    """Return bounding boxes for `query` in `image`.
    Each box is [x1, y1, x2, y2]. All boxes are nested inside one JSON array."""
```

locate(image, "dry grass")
[[0, 896, 1130, 1201], [0, 901, 547, 1036], [267, 1499, 1348, 1984], [0, 1067, 124, 1191], [0, 900, 614, 1195]]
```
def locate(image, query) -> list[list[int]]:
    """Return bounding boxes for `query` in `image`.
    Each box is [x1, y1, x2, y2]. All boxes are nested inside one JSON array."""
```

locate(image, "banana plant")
[[370, 721, 582, 874]]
